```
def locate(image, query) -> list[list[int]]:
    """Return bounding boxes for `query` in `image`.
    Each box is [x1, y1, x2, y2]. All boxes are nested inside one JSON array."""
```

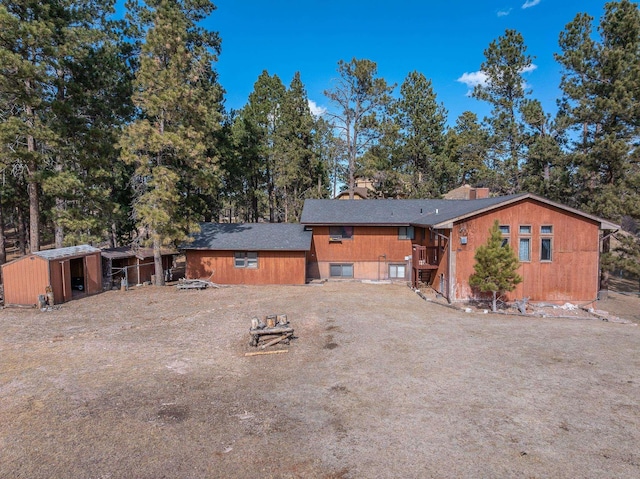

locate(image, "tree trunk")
[[153, 234, 165, 286], [27, 173, 39, 252], [0, 197, 6, 269], [17, 206, 27, 255], [492, 291, 497, 312], [25, 80, 40, 252], [54, 197, 65, 248]]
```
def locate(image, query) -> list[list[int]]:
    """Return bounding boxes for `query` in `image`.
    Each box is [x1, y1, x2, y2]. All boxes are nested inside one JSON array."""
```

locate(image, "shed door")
[[85, 254, 101, 294], [61, 260, 73, 303]]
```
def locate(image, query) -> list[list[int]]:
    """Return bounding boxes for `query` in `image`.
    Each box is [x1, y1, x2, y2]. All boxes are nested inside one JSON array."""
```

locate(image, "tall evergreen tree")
[[556, 0, 640, 223], [444, 111, 492, 188], [243, 71, 286, 222], [119, 0, 222, 285], [473, 29, 534, 194], [391, 71, 454, 197], [520, 99, 571, 202], [324, 58, 394, 199], [276, 72, 316, 221], [0, 0, 63, 251]]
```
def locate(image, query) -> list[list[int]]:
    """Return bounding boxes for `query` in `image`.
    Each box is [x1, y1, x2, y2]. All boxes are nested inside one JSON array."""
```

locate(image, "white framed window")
[[329, 263, 354, 278], [499, 225, 510, 234], [234, 251, 258, 268], [519, 225, 531, 234], [389, 264, 407, 279], [398, 226, 415, 240], [541, 225, 553, 234], [519, 238, 531, 262], [541, 238, 552, 261]]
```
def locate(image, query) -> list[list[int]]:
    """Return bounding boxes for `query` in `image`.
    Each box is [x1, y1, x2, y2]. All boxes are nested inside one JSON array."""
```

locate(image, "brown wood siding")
[[1, 256, 49, 306], [2, 252, 103, 306], [452, 199, 601, 303], [312, 226, 413, 261], [85, 252, 102, 295], [186, 250, 307, 285], [309, 226, 413, 280]]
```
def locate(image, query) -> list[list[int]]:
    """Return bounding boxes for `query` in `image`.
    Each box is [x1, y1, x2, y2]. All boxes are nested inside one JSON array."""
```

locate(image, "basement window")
[[389, 264, 407, 279], [329, 263, 354, 278], [234, 251, 258, 268]]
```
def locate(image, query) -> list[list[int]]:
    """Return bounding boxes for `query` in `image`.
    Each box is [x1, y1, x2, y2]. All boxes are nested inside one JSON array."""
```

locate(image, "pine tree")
[[119, 0, 222, 285], [277, 72, 316, 221], [444, 111, 492, 188], [324, 58, 394, 199], [469, 220, 523, 312], [555, 0, 640, 223], [0, 0, 61, 251], [473, 29, 534, 194], [391, 71, 452, 198], [244, 71, 286, 222]]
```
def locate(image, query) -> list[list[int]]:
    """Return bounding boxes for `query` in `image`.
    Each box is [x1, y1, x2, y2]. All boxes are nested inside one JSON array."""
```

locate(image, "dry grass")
[[1, 282, 639, 478]]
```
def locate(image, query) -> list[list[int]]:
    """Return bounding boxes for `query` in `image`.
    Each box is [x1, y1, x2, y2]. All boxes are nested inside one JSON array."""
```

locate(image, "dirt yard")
[[1, 282, 639, 479]]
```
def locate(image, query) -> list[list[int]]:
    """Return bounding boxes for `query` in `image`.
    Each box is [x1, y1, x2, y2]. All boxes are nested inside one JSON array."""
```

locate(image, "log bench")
[[249, 325, 294, 348]]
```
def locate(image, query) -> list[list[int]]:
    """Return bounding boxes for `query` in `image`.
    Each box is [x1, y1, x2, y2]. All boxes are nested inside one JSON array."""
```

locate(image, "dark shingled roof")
[[300, 193, 620, 230], [182, 223, 312, 251], [300, 195, 525, 227]]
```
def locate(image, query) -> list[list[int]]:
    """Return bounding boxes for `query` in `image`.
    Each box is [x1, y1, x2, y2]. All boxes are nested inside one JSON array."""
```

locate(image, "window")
[[389, 264, 407, 279], [329, 226, 353, 241], [398, 226, 415, 240], [499, 224, 510, 247], [519, 225, 531, 234], [234, 251, 258, 268], [519, 238, 531, 262], [541, 238, 552, 261], [541, 225, 553, 234], [329, 263, 353, 278]]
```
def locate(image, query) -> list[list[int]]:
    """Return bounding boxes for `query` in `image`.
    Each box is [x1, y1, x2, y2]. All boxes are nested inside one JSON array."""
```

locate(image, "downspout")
[[447, 229, 453, 304], [378, 254, 386, 281]]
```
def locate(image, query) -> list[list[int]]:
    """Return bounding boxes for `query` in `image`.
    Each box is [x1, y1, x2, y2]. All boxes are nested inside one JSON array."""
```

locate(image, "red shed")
[[1, 245, 103, 307]]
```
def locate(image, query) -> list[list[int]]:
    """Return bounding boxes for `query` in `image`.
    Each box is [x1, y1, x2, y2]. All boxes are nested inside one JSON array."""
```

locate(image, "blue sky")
[[209, 0, 609, 125]]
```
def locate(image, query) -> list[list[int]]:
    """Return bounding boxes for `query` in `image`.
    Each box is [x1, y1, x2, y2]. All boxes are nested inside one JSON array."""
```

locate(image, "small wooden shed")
[[1, 245, 102, 307], [101, 247, 176, 287]]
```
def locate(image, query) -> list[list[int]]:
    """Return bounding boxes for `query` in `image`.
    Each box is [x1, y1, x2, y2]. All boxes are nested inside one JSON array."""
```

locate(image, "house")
[[1, 245, 103, 306], [182, 223, 312, 285], [101, 247, 176, 287], [300, 194, 619, 305], [334, 177, 377, 200], [443, 184, 490, 200]]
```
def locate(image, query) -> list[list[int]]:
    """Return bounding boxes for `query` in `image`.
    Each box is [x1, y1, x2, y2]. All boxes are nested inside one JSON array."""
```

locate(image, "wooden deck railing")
[[412, 245, 440, 269]]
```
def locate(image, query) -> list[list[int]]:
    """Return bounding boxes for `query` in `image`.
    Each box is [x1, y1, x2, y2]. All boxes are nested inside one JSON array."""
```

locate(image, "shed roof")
[[33, 245, 101, 261], [300, 194, 620, 230], [101, 246, 177, 260], [182, 223, 312, 251]]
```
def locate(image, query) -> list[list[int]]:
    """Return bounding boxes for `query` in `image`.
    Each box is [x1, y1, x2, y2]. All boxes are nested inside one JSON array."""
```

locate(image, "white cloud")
[[522, 0, 541, 9], [457, 71, 489, 89], [457, 64, 538, 94], [497, 8, 512, 17], [308, 99, 326, 117]]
